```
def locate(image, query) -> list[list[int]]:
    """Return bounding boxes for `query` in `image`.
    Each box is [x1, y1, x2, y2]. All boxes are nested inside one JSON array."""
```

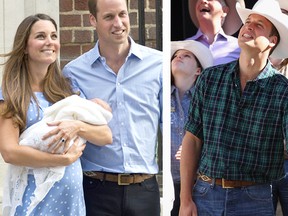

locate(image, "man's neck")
[[98, 39, 130, 74], [238, 52, 268, 91], [199, 21, 222, 44]]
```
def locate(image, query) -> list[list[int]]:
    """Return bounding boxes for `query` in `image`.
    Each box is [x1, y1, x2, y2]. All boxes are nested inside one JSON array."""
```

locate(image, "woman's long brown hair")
[[0, 14, 75, 133]]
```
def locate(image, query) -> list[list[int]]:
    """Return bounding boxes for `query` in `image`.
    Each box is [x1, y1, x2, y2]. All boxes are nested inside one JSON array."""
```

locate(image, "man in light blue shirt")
[[62, 0, 162, 215]]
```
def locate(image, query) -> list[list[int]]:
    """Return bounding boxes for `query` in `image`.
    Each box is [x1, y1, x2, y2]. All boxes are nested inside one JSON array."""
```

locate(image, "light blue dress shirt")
[[63, 38, 163, 174]]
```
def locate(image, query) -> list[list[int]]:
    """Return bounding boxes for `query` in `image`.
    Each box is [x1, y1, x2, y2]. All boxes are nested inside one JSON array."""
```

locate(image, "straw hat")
[[171, 40, 213, 69], [236, 0, 288, 58], [188, 0, 245, 35]]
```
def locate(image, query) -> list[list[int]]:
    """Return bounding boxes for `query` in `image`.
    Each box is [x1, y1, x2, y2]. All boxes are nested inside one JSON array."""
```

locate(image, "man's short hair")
[[88, 0, 128, 19], [269, 24, 281, 56]]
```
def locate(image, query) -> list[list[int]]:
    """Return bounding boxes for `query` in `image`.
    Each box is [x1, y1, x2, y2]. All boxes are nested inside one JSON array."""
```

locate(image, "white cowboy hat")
[[236, 0, 288, 58], [188, 0, 245, 35], [277, 0, 288, 12], [171, 40, 213, 69]]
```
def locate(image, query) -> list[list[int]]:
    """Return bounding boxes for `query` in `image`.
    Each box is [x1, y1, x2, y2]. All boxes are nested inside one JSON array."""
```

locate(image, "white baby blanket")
[[2, 95, 112, 216]]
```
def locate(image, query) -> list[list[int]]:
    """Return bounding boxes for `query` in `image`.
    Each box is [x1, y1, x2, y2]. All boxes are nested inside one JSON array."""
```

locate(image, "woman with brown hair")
[[0, 14, 112, 216]]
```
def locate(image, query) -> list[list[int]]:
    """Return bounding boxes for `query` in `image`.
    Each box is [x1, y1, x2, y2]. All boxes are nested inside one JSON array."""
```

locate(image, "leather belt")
[[83, 171, 154, 185], [198, 173, 257, 188]]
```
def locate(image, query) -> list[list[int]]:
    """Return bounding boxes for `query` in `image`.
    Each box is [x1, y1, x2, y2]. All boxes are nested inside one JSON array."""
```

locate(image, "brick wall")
[[59, 0, 159, 68]]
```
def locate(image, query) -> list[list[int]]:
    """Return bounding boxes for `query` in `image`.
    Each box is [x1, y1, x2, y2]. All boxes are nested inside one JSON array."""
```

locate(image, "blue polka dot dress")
[[15, 93, 85, 216]]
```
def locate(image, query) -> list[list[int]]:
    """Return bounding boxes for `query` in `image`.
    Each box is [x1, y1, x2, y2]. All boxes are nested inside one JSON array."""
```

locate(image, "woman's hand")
[[42, 120, 82, 153], [61, 137, 86, 166]]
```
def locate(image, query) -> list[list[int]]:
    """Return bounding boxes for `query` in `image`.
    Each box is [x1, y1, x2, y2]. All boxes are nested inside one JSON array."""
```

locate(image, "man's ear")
[[269, 35, 278, 49], [195, 67, 202, 76], [222, 6, 229, 18], [89, 14, 97, 29]]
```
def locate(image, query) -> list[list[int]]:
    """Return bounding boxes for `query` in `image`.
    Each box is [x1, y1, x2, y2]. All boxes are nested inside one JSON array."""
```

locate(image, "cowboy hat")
[[188, 0, 245, 35], [171, 40, 213, 69], [236, 0, 288, 58], [277, 0, 288, 12]]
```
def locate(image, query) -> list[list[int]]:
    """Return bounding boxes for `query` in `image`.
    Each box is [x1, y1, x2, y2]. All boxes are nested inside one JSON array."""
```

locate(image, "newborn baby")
[[3, 95, 112, 216]]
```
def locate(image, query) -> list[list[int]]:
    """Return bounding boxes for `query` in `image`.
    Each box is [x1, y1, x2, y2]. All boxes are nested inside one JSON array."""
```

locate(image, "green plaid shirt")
[[185, 60, 288, 183]]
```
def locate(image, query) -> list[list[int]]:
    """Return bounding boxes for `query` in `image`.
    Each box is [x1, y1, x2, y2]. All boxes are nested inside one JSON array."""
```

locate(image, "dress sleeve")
[[0, 89, 4, 101]]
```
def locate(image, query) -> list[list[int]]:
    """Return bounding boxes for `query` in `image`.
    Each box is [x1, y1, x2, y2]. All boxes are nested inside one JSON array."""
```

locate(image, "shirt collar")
[[171, 85, 176, 94], [171, 84, 195, 95], [230, 60, 277, 88], [90, 36, 143, 66], [256, 61, 276, 80], [193, 28, 229, 42]]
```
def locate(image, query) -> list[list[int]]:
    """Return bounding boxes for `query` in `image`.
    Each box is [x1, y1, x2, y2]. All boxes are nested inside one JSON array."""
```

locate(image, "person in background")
[[271, 140, 288, 215], [269, 2, 288, 215], [62, 0, 163, 215], [170, 40, 213, 216], [179, 0, 288, 215], [0, 13, 112, 216], [186, 0, 245, 66], [271, 58, 288, 77], [270, 0, 288, 78]]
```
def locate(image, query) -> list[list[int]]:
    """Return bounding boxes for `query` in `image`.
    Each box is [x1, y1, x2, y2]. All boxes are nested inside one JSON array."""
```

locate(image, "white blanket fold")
[[3, 95, 112, 216]]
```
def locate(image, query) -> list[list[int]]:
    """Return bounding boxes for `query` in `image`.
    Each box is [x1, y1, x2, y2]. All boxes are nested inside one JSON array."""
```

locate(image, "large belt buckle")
[[118, 174, 131, 185], [222, 179, 233, 188], [201, 174, 211, 182]]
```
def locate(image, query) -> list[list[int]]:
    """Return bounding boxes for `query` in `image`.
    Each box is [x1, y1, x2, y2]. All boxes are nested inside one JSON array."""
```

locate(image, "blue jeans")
[[83, 175, 160, 216], [193, 179, 274, 216], [272, 160, 288, 215]]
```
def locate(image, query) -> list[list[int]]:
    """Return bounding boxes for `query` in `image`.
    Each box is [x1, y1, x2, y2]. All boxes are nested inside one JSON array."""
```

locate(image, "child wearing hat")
[[170, 40, 212, 216]]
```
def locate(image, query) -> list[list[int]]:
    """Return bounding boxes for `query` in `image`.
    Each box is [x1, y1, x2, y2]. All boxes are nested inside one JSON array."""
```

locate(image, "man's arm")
[[179, 131, 202, 216]]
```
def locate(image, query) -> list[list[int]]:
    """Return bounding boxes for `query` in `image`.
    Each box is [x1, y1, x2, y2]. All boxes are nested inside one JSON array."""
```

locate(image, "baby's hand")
[[90, 98, 112, 112]]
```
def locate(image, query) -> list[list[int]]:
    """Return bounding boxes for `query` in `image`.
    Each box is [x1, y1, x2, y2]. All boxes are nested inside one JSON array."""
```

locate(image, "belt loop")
[[211, 178, 215, 188], [132, 174, 136, 184], [103, 173, 106, 182]]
